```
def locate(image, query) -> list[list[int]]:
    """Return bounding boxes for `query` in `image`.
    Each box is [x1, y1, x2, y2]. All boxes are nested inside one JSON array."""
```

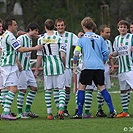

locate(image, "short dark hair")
[[44, 19, 54, 30], [99, 25, 110, 32], [117, 20, 129, 28], [4, 16, 16, 30], [26, 22, 39, 32]]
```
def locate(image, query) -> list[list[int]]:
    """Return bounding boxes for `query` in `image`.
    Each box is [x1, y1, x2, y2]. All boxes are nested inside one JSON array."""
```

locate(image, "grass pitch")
[[1, 89, 133, 133]]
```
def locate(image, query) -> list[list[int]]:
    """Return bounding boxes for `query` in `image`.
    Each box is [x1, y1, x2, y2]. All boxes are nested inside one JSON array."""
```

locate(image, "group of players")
[[0, 16, 133, 120]]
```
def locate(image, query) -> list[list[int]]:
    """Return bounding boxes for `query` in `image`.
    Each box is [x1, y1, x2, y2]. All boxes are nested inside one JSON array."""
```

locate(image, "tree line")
[[0, 0, 133, 42]]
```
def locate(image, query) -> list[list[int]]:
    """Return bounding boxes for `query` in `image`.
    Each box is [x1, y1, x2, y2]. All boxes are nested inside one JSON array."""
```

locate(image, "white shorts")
[[0, 67, 2, 89], [64, 68, 72, 87], [118, 71, 133, 90], [44, 74, 65, 90], [104, 64, 111, 89], [1, 65, 19, 88], [17, 70, 37, 90]]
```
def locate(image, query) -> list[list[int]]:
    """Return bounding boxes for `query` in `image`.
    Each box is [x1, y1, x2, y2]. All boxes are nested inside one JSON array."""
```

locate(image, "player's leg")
[[24, 71, 38, 118], [96, 90, 106, 117], [115, 89, 130, 118], [72, 71, 80, 116], [56, 74, 66, 119], [115, 72, 133, 118], [44, 76, 54, 120], [83, 88, 94, 118], [16, 71, 27, 118], [72, 90, 78, 116], [53, 88, 59, 111], [72, 69, 93, 119], [1, 66, 18, 120], [96, 64, 111, 117], [96, 70, 116, 118], [0, 89, 8, 108], [64, 69, 72, 116], [45, 89, 53, 120]]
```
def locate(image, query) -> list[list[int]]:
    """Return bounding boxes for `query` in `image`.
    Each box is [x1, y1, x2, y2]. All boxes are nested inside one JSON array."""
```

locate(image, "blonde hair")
[[81, 17, 96, 31]]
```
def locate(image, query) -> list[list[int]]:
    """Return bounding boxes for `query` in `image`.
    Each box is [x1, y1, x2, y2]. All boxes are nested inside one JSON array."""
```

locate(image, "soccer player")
[[109, 20, 133, 118], [0, 17, 42, 120], [0, 19, 3, 106], [72, 53, 95, 118], [72, 17, 116, 119], [54, 18, 78, 116], [35, 19, 66, 120], [130, 21, 133, 34], [96, 25, 114, 117], [16, 22, 40, 118]]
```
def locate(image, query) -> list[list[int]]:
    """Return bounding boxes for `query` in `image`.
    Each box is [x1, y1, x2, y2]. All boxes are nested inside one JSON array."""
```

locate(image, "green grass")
[[1, 89, 133, 133]]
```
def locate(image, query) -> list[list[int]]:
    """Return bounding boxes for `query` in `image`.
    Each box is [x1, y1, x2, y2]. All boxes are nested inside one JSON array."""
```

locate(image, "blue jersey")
[[78, 32, 109, 70]]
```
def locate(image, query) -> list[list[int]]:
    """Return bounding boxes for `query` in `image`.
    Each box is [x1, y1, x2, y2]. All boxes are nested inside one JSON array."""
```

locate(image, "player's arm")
[[73, 46, 81, 66], [72, 46, 82, 74], [16, 57, 22, 72], [17, 45, 43, 53], [34, 55, 42, 78], [60, 51, 66, 67], [101, 40, 109, 62], [11, 36, 43, 53], [109, 58, 114, 74], [110, 38, 118, 59]]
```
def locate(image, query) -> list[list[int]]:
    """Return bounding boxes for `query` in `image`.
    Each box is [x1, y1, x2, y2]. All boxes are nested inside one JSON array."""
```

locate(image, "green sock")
[[25, 90, 36, 112]]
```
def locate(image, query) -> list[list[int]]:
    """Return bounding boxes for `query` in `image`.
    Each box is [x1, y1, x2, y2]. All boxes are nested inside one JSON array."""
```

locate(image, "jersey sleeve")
[[9, 34, 21, 50], [72, 33, 78, 46], [131, 35, 133, 46], [36, 36, 43, 56], [17, 36, 23, 46], [113, 37, 118, 53], [101, 38, 109, 61]]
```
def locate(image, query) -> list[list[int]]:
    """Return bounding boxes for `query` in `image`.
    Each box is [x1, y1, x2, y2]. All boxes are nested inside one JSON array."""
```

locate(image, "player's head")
[[26, 22, 39, 37], [55, 18, 66, 34], [4, 16, 18, 34], [0, 19, 3, 35], [117, 20, 129, 36], [81, 17, 96, 32], [130, 20, 133, 34], [44, 19, 54, 31], [99, 25, 110, 40]]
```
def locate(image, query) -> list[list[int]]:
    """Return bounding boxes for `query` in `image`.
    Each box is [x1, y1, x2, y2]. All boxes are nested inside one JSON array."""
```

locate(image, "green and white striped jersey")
[[1, 30, 21, 66], [0, 36, 2, 61], [106, 39, 113, 54], [54, 31, 78, 69], [17, 34, 32, 70], [105, 39, 113, 63], [37, 33, 66, 76], [113, 33, 133, 73]]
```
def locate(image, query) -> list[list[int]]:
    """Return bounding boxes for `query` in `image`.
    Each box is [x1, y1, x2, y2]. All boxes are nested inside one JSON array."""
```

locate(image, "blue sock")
[[77, 90, 85, 116], [101, 89, 114, 113]]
